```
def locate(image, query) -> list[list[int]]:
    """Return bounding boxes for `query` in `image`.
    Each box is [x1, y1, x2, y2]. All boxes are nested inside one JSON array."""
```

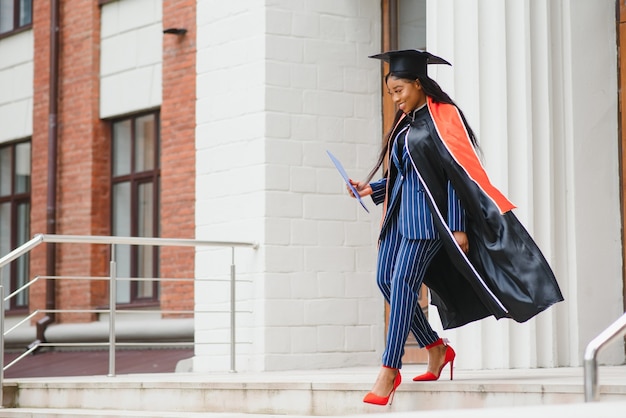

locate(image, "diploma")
[[326, 150, 369, 213]]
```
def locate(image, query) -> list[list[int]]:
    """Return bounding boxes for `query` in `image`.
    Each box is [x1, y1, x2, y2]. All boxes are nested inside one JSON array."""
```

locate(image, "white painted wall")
[[0, 30, 33, 143], [194, 0, 383, 372], [261, 0, 382, 372], [428, 0, 623, 368], [100, 0, 162, 119], [194, 0, 268, 373]]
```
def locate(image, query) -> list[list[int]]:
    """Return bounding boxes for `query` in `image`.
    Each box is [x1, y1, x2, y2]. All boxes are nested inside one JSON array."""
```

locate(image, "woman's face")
[[386, 76, 426, 114]]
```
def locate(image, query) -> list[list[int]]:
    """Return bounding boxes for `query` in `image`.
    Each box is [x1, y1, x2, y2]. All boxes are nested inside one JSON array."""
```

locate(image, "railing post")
[[0, 285, 4, 408], [230, 247, 236, 373], [583, 352, 599, 402], [583, 313, 626, 402], [108, 244, 117, 377], [0, 235, 257, 379]]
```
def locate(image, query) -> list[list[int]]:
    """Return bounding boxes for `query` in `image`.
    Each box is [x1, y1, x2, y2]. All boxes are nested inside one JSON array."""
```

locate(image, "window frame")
[[0, 139, 31, 312], [0, 0, 33, 39], [110, 110, 161, 307]]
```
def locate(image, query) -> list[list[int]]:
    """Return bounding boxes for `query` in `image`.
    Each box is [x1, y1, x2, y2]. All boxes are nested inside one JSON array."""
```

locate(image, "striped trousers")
[[377, 215, 442, 369]]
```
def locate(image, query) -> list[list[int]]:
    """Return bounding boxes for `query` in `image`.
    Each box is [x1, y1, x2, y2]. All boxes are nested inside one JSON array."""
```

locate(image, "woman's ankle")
[[425, 338, 444, 350]]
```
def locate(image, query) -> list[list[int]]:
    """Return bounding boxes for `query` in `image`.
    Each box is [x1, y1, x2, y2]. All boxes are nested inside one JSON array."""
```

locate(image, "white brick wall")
[[0, 30, 33, 143], [100, 0, 162, 118], [261, 0, 383, 371], [194, 0, 268, 373], [194, 0, 384, 372]]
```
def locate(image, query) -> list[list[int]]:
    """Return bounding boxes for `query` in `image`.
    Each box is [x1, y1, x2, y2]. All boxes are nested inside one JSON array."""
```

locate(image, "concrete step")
[[1, 366, 625, 416], [1, 401, 626, 418], [0, 409, 286, 418]]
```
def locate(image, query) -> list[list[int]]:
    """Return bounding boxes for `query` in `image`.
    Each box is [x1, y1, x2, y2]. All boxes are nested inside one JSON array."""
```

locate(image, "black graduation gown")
[[398, 99, 563, 329]]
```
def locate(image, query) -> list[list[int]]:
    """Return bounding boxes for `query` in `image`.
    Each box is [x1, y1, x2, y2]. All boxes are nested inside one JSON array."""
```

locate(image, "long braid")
[[366, 73, 479, 183], [364, 109, 404, 184]]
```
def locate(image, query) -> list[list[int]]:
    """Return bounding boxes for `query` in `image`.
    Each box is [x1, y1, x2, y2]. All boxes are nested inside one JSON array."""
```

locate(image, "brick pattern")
[[194, 0, 269, 373], [29, 1, 196, 325], [159, 0, 196, 316], [260, 0, 383, 371], [31, 0, 382, 370], [31, 1, 108, 323], [55, 0, 109, 322], [29, 0, 52, 324], [194, 0, 384, 372]]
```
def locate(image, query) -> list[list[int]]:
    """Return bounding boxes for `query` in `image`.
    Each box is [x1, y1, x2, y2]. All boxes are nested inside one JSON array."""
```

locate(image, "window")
[[111, 112, 160, 305], [0, 140, 31, 310], [0, 0, 33, 36]]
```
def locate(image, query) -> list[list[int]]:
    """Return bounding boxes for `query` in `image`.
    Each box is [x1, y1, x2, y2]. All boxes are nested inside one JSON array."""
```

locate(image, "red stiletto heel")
[[363, 369, 402, 405], [413, 338, 456, 381]]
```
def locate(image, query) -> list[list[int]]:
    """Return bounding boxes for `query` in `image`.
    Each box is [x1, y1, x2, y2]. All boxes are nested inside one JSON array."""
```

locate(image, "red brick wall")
[[29, 1, 196, 324], [29, 0, 52, 322], [57, 0, 109, 322], [31, 1, 109, 323], [160, 0, 197, 316]]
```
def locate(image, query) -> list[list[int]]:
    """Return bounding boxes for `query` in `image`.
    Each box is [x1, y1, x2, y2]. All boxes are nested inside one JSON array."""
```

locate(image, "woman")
[[350, 50, 563, 406]]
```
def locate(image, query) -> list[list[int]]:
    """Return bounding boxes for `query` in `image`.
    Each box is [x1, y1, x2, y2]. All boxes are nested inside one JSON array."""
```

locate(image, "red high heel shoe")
[[413, 338, 455, 381], [363, 369, 402, 405]]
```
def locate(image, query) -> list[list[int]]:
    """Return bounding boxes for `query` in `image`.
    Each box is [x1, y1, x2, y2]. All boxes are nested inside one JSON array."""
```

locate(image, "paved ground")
[[3, 348, 193, 378]]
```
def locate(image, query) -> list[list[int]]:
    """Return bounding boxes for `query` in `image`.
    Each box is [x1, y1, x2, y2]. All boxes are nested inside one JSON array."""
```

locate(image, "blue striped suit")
[[370, 118, 465, 369]]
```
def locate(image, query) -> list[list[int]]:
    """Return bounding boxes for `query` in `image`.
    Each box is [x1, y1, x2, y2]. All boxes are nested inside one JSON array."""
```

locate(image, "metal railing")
[[583, 312, 626, 402], [0, 233, 258, 407]]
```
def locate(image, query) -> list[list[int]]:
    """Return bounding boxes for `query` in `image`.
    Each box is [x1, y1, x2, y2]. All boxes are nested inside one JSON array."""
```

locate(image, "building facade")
[[0, 0, 623, 372]]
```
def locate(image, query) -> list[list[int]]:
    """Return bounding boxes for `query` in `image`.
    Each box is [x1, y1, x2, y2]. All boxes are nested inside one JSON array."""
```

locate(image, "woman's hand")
[[347, 179, 372, 198], [452, 231, 469, 253]]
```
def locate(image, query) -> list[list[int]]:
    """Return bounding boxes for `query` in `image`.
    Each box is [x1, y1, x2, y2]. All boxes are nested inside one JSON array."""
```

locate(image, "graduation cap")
[[369, 49, 451, 76]]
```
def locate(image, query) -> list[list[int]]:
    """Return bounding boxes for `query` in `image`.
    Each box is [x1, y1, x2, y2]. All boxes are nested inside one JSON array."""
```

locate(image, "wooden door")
[[380, 0, 428, 364], [618, 0, 626, 311]]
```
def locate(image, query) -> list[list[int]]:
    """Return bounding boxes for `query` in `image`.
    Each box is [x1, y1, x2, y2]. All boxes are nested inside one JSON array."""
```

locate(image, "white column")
[[195, 0, 384, 372], [260, 0, 383, 371], [560, 0, 623, 365], [194, 0, 267, 372], [428, 0, 623, 369]]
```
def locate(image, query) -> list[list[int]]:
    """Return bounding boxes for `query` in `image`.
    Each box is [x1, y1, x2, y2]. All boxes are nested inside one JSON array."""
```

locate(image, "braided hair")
[[364, 72, 479, 183]]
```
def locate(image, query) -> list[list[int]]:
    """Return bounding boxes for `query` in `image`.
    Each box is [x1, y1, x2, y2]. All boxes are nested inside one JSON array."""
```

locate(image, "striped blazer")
[[370, 127, 465, 240]]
